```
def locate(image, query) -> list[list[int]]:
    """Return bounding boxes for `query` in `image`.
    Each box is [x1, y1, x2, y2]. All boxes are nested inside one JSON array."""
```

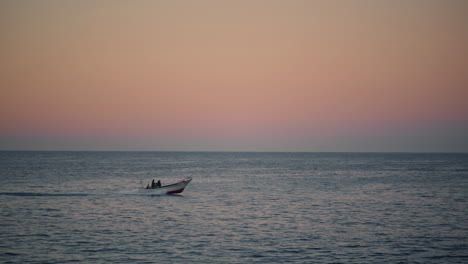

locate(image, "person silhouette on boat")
[[150, 179, 162, 189]]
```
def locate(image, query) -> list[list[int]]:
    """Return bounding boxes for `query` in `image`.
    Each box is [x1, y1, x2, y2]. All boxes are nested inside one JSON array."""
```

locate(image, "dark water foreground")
[[1, 151, 467, 263]]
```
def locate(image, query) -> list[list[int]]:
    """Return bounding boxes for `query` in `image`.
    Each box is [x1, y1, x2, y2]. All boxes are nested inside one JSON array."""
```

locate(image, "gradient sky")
[[1, 0, 467, 151]]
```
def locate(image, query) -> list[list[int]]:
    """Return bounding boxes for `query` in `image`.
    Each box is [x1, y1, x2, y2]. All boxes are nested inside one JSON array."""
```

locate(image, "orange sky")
[[1, 0, 467, 151]]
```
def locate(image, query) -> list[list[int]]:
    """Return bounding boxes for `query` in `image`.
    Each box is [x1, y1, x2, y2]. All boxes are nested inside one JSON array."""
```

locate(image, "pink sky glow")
[[1, 0, 467, 151]]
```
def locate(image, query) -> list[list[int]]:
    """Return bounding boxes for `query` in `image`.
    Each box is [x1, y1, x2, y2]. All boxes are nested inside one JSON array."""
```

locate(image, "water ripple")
[[1, 152, 467, 263]]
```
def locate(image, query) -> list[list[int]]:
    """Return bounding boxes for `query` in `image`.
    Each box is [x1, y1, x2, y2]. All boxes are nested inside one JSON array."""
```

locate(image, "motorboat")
[[144, 178, 192, 194]]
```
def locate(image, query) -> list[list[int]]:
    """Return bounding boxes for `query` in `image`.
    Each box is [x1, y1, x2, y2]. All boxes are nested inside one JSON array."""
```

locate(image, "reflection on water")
[[1, 152, 467, 263]]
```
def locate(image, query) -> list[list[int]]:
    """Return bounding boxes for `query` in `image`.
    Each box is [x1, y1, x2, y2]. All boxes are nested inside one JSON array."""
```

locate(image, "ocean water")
[[0, 151, 467, 264]]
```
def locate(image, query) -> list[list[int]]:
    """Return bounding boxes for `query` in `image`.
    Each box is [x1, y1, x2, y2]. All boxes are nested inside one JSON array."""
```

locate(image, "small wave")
[[3, 251, 23, 256], [0, 192, 90, 197]]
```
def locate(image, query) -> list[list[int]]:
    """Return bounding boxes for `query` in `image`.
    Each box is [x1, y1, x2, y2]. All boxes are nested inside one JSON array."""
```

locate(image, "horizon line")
[[1, 149, 467, 154]]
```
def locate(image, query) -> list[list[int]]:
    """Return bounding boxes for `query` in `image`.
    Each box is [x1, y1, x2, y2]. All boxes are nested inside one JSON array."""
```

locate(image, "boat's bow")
[[165, 178, 192, 194]]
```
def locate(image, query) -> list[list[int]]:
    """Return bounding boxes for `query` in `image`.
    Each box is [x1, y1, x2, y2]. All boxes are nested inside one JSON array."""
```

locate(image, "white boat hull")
[[145, 178, 192, 194]]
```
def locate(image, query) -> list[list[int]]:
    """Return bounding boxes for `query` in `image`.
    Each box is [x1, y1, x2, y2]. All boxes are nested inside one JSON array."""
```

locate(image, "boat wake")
[[0, 192, 90, 197], [0, 189, 183, 197]]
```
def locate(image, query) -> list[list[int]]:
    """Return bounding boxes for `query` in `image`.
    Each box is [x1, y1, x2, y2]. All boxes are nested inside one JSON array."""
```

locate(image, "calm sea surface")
[[0, 151, 467, 263]]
